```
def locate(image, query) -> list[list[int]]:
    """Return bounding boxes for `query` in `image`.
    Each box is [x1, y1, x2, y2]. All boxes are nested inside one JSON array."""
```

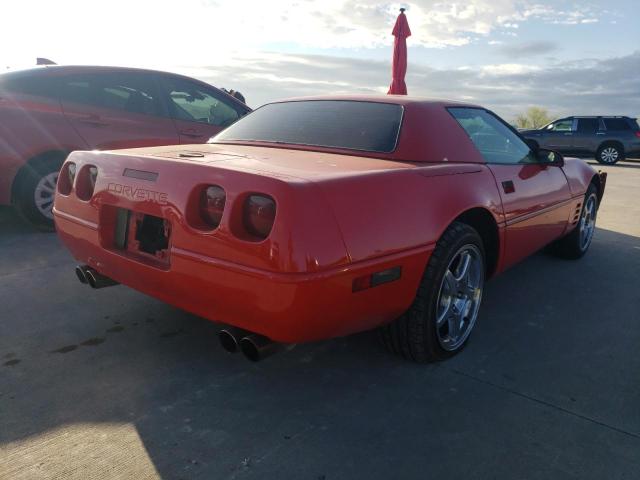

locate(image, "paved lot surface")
[[1, 160, 639, 479]]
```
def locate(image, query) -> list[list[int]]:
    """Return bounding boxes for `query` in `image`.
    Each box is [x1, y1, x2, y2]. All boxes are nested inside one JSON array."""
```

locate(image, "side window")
[[577, 118, 599, 133], [448, 107, 535, 165], [550, 119, 573, 131], [59, 73, 163, 117], [162, 77, 239, 127], [603, 118, 630, 131], [3, 74, 59, 99]]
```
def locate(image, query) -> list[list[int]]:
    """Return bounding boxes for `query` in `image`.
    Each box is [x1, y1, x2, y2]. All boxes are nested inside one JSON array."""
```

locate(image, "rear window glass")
[[603, 118, 631, 131], [212, 100, 403, 153], [1, 73, 59, 99]]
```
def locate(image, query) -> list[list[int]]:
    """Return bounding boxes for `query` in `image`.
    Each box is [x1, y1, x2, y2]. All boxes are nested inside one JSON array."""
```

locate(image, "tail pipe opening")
[[218, 327, 252, 353], [239, 333, 293, 362], [75, 265, 118, 289]]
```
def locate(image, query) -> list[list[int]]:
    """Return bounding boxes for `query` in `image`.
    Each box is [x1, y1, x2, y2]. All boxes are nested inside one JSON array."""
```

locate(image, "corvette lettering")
[[107, 183, 168, 205]]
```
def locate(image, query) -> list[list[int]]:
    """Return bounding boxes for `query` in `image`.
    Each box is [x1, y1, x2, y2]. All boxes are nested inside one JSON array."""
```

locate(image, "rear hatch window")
[[211, 100, 403, 153]]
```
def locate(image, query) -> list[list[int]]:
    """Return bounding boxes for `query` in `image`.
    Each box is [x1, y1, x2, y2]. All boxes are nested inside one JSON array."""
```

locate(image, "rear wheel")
[[14, 155, 65, 230], [596, 143, 623, 164], [380, 222, 485, 362]]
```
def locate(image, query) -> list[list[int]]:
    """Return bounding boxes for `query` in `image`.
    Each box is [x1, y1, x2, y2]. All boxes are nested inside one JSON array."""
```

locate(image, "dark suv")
[[521, 116, 640, 165]]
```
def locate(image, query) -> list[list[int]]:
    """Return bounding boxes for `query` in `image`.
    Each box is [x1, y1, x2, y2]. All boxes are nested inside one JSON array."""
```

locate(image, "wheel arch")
[[453, 207, 500, 279], [10, 150, 69, 203]]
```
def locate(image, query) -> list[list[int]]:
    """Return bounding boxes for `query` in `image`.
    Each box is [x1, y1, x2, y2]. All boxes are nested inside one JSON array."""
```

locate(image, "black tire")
[[379, 222, 486, 363], [550, 184, 599, 259], [596, 143, 624, 165], [13, 154, 66, 231]]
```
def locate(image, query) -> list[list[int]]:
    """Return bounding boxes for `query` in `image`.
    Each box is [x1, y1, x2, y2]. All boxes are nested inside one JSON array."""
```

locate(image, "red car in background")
[[0, 65, 250, 228], [54, 96, 606, 363]]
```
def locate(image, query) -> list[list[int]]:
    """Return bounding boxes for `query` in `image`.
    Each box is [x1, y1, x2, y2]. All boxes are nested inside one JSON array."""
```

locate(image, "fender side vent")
[[572, 203, 582, 224]]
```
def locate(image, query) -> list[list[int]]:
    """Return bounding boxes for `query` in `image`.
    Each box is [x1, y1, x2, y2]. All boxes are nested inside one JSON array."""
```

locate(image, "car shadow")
[[1, 227, 639, 479]]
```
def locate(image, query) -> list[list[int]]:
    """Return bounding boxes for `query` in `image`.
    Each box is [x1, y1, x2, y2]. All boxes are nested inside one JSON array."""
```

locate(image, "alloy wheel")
[[34, 172, 58, 220], [579, 194, 597, 251], [600, 147, 619, 163], [435, 244, 484, 351]]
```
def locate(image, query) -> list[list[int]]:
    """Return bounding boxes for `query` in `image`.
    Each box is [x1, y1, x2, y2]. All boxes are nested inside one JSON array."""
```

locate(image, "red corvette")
[[53, 96, 606, 362]]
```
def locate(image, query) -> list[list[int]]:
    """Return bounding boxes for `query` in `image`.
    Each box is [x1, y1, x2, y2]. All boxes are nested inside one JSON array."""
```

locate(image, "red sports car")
[[53, 96, 606, 363], [0, 65, 250, 228]]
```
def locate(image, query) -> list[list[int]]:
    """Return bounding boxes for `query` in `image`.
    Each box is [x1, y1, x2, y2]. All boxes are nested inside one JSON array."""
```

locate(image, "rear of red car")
[[54, 145, 429, 344]]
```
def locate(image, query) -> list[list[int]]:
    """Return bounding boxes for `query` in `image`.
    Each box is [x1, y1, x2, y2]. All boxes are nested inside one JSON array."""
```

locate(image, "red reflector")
[[353, 267, 402, 292], [243, 194, 276, 239], [635, 131, 640, 138], [200, 185, 226, 228], [352, 275, 372, 292]]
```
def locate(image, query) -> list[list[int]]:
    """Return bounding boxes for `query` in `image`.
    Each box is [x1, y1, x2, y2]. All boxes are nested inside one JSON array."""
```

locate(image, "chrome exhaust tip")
[[218, 327, 252, 353], [240, 334, 288, 362], [85, 268, 118, 289], [75, 265, 89, 284]]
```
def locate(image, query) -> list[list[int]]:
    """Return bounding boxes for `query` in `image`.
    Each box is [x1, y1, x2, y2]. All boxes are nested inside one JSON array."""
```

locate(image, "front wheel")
[[380, 222, 485, 362], [550, 184, 599, 259]]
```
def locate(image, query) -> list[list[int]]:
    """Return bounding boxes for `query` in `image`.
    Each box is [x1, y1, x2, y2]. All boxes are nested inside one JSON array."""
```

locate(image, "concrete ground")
[[1, 160, 639, 480]]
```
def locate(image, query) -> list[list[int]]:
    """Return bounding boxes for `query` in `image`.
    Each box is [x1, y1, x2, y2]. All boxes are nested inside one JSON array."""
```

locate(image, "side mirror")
[[538, 148, 564, 167], [525, 139, 539, 152]]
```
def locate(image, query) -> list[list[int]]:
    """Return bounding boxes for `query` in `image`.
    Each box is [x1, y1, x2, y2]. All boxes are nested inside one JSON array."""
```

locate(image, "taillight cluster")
[[57, 162, 76, 195], [76, 165, 98, 200], [243, 194, 276, 239], [199, 185, 226, 228], [195, 185, 276, 241], [57, 162, 98, 200]]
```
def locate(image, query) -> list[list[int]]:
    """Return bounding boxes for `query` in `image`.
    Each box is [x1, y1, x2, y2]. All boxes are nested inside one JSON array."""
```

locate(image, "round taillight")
[[200, 185, 226, 228], [243, 194, 276, 239], [76, 165, 98, 201], [57, 162, 75, 195]]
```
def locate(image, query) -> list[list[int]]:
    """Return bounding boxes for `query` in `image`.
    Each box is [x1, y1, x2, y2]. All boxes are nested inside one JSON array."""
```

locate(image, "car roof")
[[0, 65, 250, 109], [266, 94, 483, 109]]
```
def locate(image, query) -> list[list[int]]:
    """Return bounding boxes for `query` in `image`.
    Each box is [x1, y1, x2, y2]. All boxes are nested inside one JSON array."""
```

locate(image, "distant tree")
[[514, 107, 553, 129]]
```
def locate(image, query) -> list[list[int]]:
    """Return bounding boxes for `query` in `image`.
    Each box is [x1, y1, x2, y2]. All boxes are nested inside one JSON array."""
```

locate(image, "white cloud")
[[0, 0, 611, 69]]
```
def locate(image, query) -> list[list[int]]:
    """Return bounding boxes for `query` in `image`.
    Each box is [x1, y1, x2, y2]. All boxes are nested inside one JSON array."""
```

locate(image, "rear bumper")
[[54, 208, 431, 343]]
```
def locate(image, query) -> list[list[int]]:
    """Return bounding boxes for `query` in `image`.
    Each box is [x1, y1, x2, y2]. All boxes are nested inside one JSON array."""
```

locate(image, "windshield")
[[211, 100, 403, 153]]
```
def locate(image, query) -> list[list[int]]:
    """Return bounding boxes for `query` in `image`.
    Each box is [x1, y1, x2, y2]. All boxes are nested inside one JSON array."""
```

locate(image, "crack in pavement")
[[446, 366, 640, 440]]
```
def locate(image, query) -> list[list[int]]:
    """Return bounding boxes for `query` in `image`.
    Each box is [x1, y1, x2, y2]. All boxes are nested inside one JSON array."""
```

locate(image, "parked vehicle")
[[54, 96, 606, 363], [0, 65, 251, 228], [520, 116, 640, 165]]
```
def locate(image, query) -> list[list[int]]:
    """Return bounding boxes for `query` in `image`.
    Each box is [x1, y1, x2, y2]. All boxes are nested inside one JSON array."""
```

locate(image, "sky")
[[2, 0, 639, 121]]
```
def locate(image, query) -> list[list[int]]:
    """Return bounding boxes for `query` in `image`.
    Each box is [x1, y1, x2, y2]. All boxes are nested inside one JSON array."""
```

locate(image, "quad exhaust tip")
[[75, 265, 118, 289], [218, 327, 291, 361], [218, 327, 252, 354]]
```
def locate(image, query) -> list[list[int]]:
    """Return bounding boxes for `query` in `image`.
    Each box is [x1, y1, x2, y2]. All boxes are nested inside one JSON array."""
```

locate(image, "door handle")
[[563, 132, 573, 136], [596, 132, 605, 135], [179, 129, 205, 138], [77, 114, 109, 127]]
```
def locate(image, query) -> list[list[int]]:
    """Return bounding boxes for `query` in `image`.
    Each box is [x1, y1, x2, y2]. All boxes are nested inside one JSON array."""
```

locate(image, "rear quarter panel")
[[318, 164, 505, 263]]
